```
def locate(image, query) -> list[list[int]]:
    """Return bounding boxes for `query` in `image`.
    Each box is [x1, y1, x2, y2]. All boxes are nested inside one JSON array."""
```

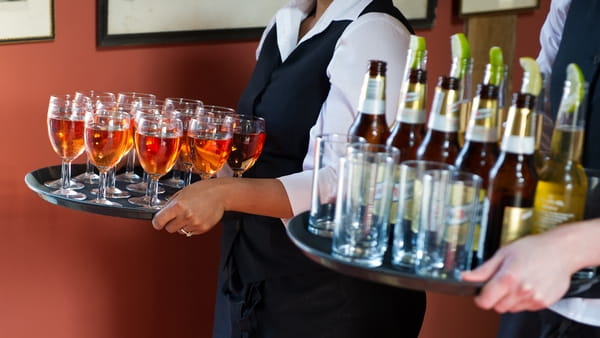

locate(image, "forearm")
[[549, 218, 600, 272], [220, 177, 294, 219]]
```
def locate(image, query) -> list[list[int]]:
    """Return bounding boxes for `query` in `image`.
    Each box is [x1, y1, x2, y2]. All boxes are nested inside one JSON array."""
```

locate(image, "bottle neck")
[[549, 125, 585, 163], [465, 84, 500, 143], [428, 76, 460, 132], [500, 93, 536, 155], [358, 74, 386, 116], [397, 69, 427, 124]]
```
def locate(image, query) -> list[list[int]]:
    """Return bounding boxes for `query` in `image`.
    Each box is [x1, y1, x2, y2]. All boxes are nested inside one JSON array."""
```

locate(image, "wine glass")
[[134, 113, 183, 209], [228, 115, 266, 177], [201, 104, 236, 116], [84, 106, 131, 206], [46, 94, 89, 200], [115, 92, 157, 183], [72, 91, 115, 185], [164, 97, 204, 187], [187, 114, 234, 180]]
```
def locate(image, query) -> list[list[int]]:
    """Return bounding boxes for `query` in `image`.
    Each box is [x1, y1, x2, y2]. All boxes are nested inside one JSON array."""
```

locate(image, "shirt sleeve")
[[278, 12, 411, 223], [536, 0, 571, 76]]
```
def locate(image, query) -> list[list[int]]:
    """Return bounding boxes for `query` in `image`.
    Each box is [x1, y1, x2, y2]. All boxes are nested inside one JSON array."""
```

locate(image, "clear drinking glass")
[[187, 114, 234, 180], [227, 115, 266, 178], [46, 94, 89, 200], [134, 114, 183, 209], [84, 107, 131, 206]]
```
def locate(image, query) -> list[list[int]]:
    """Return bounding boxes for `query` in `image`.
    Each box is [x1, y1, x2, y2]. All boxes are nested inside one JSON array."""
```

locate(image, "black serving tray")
[[287, 212, 600, 297], [24, 164, 183, 220], [287, 211, 483, 296]]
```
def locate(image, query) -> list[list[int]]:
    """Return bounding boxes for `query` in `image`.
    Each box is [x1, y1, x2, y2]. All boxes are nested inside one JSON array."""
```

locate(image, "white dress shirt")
[[260, 0, 411, 220], [537, 0, 600, 327]]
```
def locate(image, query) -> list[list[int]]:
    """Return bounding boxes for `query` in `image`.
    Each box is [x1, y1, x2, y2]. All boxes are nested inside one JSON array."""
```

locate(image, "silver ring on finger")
[[179, 228, 193, 237]]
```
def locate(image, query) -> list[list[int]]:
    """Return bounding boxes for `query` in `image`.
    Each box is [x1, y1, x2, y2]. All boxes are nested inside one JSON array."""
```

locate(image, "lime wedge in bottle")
[[487, 46, 504, 87], [519, 57, 543, 97], [410, 35, 426, 70], [559, 63, 586, 114], [450, 33, 471, 79]]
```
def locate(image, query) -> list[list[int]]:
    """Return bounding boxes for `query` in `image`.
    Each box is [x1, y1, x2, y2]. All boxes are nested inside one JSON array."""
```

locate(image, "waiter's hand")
[[152, 177, 232, 237], [462, 231, 575, 313]]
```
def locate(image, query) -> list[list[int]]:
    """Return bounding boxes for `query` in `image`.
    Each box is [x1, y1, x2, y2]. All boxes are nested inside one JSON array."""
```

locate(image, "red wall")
[[0, 1, 549, 337]]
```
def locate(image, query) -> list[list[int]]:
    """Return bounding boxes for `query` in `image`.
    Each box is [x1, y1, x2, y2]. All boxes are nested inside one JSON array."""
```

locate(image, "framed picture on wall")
[[97, 0, 438, 47], [97, 0, 285, 46], [0, 0, 54, 44], [394, 0, 437, 30], [460, 0, 539, 16]]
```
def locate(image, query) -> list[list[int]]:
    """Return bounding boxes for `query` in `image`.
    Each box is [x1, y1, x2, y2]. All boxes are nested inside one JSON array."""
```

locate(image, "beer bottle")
[[533, 63, 588, 234], [416, 75, 461, 164], [388, 35, 427, 162], [455, 46, 504, 265], [349, 60, 390, 145], [478, 57, 540, 264]]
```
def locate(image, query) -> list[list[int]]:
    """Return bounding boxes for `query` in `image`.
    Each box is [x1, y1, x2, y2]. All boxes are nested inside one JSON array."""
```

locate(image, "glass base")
[[116, 171, 142, 184], [44, 178, 85, 190], [126, 182, 165, 194], [88, 198, 122, 207], [161, 177, 184, 189], [51, 188, 87, 201], [91, 187, 131, 199], [72, 172, 99, 184], [128, 195, 166, 209]]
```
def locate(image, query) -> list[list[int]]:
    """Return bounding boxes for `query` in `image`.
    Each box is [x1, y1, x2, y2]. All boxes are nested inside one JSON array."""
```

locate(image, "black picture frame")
[[0, 0, 55, 45], [459, 0, 539, 16], [97, 0, 438, 47], [394, 0, 437, 30]]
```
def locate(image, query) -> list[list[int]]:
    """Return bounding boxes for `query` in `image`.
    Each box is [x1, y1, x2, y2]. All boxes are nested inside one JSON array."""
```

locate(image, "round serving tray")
[[287, 212, 600, 297], [24, 164, 183, 220], [286, 211, 483, 296]]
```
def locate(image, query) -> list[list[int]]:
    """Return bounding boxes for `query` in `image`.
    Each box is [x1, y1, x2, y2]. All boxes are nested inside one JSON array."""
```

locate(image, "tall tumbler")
[[332, 143, 399, 267], [308, 134, 365, 237]]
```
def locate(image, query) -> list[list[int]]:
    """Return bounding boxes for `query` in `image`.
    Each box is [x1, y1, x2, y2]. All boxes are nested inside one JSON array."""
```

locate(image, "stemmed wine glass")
[[187, 114, 234, 180], [84, 106, 131, 206], [46, 94, 89, 200], [164, 97, 204, 187], [228, 115, 266, 177], [72, 91, 115, 184], [133, 113, 183, 209], [115, 92, 157, 184]]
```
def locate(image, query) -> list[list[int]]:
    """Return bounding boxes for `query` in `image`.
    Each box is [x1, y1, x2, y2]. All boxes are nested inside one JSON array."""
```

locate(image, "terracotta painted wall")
[[0, 1, 549, 337]]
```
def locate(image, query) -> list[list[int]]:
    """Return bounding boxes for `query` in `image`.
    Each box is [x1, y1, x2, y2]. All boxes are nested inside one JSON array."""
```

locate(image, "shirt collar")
[[275, 0, 371, 61]]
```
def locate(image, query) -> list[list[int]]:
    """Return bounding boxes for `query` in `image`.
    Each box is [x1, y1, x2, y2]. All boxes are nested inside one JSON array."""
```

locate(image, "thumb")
[[462, 252, 504, 282]]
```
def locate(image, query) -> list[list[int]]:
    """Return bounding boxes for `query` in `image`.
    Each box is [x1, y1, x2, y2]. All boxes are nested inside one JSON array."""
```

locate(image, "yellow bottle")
[[533, 63, 588, 233]]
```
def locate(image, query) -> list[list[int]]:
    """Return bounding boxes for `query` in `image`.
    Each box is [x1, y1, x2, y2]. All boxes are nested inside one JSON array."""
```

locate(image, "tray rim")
[[286, 211, 483, 296], [24, 164, 170, 220]]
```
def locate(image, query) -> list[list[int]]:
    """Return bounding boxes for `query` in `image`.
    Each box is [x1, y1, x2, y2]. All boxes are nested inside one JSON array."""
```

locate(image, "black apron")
[[212, 1, 425, 337]]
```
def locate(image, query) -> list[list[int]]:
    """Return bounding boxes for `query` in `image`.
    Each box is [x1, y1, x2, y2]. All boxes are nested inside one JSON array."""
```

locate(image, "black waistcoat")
[[551, 0, 600, 299], [551, 0, 600, 170], [224, 0, 413, 284]]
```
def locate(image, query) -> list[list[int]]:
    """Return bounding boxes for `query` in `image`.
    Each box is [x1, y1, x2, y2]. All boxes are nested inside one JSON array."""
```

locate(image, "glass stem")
[[125, 150, 136, 175], [61, 160, 71, 191], [184, 165, 193, 186], [97, 171, 109, 201], [148, 176, 160, 208], [85, 158, 94, 175], [109, 167, 117, 189]]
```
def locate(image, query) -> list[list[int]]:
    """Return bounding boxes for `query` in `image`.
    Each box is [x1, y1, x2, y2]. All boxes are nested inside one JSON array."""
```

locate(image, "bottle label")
[[501, 135, 535, 154], [428, 88, 459, 132], [500, 206, 533, 245], [400, 107, 426, 124], [532, 180, 586, 233], [466, 125, 499, 143], [359, 78, 386, 115]]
